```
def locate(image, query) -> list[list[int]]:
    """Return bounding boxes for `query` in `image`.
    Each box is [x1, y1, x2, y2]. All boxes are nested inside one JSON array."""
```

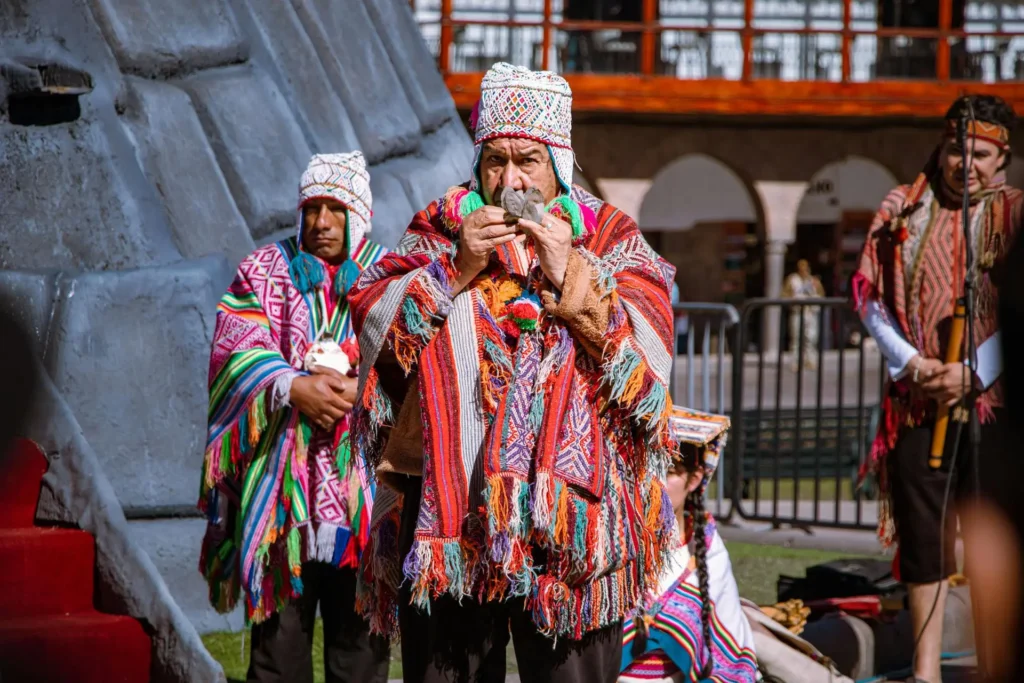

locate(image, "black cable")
[[912, 418, 962, 655], [910, 97, 979, 664]]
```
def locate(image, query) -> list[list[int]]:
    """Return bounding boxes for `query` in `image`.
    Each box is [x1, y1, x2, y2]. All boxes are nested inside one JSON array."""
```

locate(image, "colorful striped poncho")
[[621, 519, 758, 683], [349, 184, 678, 639], [198, 236, 387, 624]]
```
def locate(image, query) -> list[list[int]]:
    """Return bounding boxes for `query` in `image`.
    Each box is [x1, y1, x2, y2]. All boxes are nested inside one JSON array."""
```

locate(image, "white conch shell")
[[304, 340, 352, 375]]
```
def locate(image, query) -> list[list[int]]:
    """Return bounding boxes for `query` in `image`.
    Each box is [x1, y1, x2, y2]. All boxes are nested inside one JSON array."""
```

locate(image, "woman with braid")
[[620, 408, 758, 683]]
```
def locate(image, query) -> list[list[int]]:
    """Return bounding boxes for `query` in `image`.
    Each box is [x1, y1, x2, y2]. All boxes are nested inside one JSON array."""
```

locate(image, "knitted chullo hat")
[[470, 62, 575, 194], [290, 152, 372, 297]]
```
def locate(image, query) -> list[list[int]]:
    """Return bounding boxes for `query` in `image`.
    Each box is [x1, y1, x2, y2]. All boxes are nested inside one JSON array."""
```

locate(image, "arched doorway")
[[794, 156, 898, 348], [637, 153, 762, 307], [795, 156, 898, 297]]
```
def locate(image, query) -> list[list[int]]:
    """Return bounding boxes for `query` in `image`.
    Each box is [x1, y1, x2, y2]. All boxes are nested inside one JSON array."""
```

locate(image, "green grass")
[[727, 540, 879, 605], [202, 619, 516, 681], [201, 542, 876, 681]]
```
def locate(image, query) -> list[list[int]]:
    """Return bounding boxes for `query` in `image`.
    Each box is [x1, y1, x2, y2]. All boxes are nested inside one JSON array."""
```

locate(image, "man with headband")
[[853, 95, 1022, 683], [198, 152, 390, 683], [349, 63, 676, 682]]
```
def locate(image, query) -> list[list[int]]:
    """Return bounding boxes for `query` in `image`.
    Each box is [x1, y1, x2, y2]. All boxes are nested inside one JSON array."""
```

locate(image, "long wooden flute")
[[929, 299, 967, 469]]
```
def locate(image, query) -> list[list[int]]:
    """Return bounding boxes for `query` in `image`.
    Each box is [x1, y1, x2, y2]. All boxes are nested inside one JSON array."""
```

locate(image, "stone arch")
[[797, 155, 899, 224], [637, 153, 764, 303], [790, 155, 900, 335], [638, 153, 760, 231]]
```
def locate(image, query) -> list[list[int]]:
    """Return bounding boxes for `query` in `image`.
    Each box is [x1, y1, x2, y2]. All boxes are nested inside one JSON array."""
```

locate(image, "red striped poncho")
[[349, 184, 678, 639], [853, 161, 1023, 544]]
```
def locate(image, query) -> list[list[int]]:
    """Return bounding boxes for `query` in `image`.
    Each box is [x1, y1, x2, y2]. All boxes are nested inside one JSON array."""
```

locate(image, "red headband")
[[944, 119, 1010, 151]]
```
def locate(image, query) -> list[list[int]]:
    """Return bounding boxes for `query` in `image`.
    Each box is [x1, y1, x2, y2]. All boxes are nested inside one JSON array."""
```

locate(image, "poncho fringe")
[[350, 185, 678, 640]]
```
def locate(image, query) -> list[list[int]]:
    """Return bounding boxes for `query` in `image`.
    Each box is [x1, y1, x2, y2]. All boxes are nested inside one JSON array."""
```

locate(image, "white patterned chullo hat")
[[471, 62, 574, 193], [297, 151, 372, 258]]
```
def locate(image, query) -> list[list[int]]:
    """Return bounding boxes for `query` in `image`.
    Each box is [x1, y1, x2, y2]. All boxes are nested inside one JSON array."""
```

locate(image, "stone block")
[[422, 119, 475, 177], [0, 1, 124, 90], [364, 0, 454, 134], [183, 64, 311, 241], [368, 167, 417, 250], [90, 0, 247, 78], [228, 0, 361, 154], [412, 120, 474, 200], [0, 270, 59, 346], [0, 118, 173, 270], [44, 256, 233, 511], [122, 77, 254, 266], [292, 0, 420, 163], [372, 121, 473, 218], [129, 518, 244, 635]]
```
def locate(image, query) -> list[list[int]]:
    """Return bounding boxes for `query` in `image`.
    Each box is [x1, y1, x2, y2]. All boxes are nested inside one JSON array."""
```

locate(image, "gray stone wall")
[[0, 1, 471, 681]]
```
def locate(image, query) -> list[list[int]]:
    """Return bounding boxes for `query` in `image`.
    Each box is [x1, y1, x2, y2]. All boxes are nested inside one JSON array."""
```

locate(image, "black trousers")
[[246, 563, 390, 683], [397, 477, 623, 683], [888, 409, 1009, 583]]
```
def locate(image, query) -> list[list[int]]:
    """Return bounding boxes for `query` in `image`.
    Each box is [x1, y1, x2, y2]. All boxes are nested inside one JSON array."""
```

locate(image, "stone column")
[[754, 181, 808, 355]]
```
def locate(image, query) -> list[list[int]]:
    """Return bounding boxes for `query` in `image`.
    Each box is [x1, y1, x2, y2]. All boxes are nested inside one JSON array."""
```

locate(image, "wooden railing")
[[413, 0, 1024, 117]]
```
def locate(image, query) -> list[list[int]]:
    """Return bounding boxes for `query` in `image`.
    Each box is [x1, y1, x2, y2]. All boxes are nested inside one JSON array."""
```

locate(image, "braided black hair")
[[688, 487, 714, 678]]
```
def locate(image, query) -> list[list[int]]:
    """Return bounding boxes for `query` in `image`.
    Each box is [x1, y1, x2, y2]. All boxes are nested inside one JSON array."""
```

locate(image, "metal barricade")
[[726, 298, 885, 531], [668, 303, 740, 517]]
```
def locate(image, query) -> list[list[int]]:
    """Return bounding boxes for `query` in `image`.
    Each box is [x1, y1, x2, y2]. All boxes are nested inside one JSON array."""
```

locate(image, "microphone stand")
[[960, 103, 987, 676], [958, 108, 981, 498]]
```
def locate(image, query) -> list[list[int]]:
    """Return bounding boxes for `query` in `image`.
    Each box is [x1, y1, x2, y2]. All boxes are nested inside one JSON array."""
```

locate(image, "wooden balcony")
[[414, 0, 1024, 118]]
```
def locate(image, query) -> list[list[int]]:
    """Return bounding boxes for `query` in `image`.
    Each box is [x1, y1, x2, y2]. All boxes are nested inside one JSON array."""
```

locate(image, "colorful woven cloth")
[[852, 143, 1023, 544], [668, 407, 729, 499], [470, 62, 575, 192], [349, 183, 677, 640], [197, 153, 387, 625], [621, 519, 758, 683]]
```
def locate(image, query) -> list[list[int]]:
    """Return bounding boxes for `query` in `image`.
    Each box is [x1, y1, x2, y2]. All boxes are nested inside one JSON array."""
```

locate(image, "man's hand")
[[289, 367, 355, 430], [920, 361, 977, 406], [518, 212, 572, 290], [454, 206, 519, 292], [907, 355, 943, 386], [905, 355, 942, 401]]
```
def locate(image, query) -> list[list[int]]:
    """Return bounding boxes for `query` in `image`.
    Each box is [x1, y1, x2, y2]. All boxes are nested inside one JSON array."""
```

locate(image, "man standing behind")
[[198, 153, 390, 683], [854, 95, 1022, 683], [350, 63, 676, 683]]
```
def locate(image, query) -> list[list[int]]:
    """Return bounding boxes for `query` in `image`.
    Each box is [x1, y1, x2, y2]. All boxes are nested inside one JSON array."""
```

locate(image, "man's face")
[[301, 198, 348, 264], [940, 136, 1006, 196], [478, 138, 560, 206], [797, 260, 810, 277]]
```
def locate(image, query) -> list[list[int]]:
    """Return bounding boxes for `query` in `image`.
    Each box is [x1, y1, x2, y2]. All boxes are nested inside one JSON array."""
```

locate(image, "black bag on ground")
[[778, 558, 901, 602]]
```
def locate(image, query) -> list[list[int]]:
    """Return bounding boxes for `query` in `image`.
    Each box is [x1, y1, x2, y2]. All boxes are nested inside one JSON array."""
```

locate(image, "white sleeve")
[[704, 531, 757, 656], [966, 331, 1002, 390], [268, 370, 301, 412], [862, 299, 919, 379]]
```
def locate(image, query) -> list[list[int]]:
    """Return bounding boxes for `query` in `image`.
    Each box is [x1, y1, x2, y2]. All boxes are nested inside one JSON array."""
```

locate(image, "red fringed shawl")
[[853, 160, 1023, 543], [349, 185, 678, 639]]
